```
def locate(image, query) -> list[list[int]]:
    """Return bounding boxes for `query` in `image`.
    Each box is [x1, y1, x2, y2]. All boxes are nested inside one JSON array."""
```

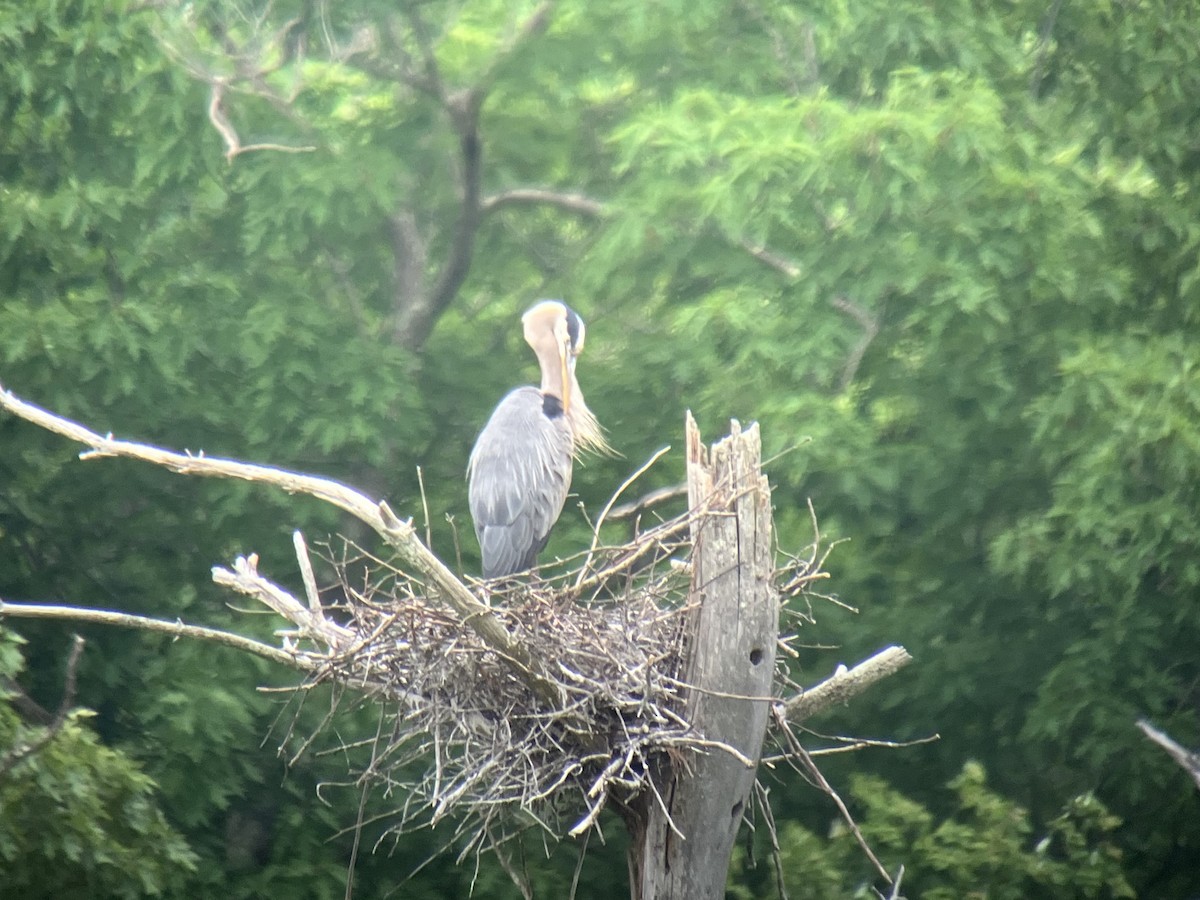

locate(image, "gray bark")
[[628, 413, 779, 899]]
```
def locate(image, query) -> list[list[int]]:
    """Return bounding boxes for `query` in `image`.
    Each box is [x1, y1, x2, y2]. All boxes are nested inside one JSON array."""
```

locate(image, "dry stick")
[[417, 466, 433, 551], [780, 646, 912, 723], [294, 531, 322, 614], [875, 866, 905, 900], [207, 80, 316, 161], [753, 781, 791, 900], [607, 482, 689, 521], [1137, 719, 1200, 791], [0, 600, 304, 669], [0, 385, 564, 708], [763, 732, 940, 764], [574, 445, 671, 588], [773, 705, 895, 887], [212, 553, 353, 648], [567, 829, 590, 900]]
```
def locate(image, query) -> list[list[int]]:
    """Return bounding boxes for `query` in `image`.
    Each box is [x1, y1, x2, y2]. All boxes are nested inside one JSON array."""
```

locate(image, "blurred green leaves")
[[0, 630, 198, 898], [733, 763, 1134, 900]]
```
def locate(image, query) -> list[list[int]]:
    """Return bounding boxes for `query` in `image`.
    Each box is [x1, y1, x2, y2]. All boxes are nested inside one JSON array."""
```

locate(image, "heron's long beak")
[[559, 341, 572, 413]]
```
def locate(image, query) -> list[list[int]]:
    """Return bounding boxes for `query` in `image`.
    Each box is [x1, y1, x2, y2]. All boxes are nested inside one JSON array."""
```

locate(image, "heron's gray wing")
[[468, 387, 574, 579]]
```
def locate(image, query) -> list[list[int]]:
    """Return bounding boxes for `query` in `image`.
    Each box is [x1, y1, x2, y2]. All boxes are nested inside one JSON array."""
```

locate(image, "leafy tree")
[[0, 630, 198, 897], [733, 762, 1135, 900], [2, 0, 1198, 895]]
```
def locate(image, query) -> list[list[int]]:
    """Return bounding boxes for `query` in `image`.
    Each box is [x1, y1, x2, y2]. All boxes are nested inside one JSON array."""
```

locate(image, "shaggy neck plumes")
[[565, 376, 611, 458]]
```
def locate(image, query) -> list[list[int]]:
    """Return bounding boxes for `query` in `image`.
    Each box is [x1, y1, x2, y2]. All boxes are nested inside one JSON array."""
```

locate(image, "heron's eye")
[[564, 307, 584, 351]]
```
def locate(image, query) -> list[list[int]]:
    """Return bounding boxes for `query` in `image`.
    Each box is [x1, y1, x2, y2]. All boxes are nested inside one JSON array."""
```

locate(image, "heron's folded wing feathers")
[[468, 387, 573, 579]]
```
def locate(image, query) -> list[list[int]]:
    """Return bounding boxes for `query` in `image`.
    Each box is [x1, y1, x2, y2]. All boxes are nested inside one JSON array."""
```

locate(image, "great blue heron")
[[467, 300, 608, 579]]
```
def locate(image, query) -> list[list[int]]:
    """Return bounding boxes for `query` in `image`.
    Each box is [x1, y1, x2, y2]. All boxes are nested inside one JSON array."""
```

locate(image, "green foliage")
[[2, 0, 1199, 895], [0, 629, 198, 897], [732, 763, 1134, 899]]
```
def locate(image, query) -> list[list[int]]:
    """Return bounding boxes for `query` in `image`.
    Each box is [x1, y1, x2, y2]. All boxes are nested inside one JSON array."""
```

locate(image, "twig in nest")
[[575, 446, 672, 588], [753, 781, 790, 900], [286, 533, 698, 856], [772, 705, 896, 888], [607, 483, 688, 521]]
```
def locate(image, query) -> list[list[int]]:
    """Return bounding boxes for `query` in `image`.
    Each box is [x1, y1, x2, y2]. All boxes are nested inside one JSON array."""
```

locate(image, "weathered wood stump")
[[629, 413, 778, 899]]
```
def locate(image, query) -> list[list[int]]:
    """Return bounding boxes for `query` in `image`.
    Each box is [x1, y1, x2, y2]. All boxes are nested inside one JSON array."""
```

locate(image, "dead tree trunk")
[[628, 414, 778, 899]]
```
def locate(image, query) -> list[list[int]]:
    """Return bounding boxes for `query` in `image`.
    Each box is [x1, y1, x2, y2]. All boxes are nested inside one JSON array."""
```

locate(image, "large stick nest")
[[278, 510, 823, 862]]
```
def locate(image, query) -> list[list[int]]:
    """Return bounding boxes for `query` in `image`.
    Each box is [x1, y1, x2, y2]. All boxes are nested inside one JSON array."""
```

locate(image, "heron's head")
[[523, 300, 585, 412]]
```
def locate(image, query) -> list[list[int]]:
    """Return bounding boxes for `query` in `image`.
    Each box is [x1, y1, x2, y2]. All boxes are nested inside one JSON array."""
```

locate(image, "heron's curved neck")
[[534, 346, 567, 402]]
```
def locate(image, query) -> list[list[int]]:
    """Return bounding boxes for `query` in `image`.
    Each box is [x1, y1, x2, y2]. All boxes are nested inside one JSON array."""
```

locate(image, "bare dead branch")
[[831, 294, 881, 389], [208, 79, 316, 162], [736, 236, 801, 278], [481, 189, 606, 218], [212, 553, 353, 649], [0, 600, 305, 670], [607, 483, 689, 521], [780, 646, 912, 723], [1137, 719, 1200, 791], [0, 635, 85, 778]]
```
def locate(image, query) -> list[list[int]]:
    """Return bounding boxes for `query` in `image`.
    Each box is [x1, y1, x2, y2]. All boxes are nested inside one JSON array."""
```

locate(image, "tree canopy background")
[[1, 0, 1197, 896]]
